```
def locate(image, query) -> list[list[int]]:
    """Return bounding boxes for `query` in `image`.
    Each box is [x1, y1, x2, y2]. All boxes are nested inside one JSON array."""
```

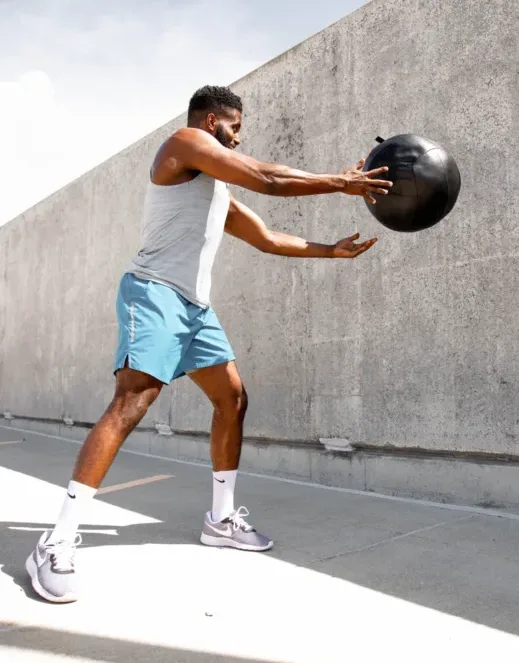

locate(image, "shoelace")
[[230, 506, 254, 532], [45, 534, 82, 571]]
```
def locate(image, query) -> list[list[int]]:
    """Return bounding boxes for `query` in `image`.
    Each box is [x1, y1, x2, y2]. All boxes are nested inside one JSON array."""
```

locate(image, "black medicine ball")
[[362, 134, 461, 232]]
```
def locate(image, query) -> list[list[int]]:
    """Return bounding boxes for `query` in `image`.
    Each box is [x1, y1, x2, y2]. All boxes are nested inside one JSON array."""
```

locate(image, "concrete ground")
[[1, 425, 519, 662]]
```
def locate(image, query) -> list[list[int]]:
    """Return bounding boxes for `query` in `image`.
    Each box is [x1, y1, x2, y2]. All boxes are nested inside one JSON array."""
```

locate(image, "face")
[[209, 108, 242, 149]]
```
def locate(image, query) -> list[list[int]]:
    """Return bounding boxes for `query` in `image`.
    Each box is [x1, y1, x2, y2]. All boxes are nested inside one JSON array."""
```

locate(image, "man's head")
[[187, 85, 243, 150]]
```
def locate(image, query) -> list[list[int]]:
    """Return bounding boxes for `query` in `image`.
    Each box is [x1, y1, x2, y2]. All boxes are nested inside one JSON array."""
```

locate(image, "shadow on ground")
[[0, 623, 272, 663], [2, 425, 519, 647]]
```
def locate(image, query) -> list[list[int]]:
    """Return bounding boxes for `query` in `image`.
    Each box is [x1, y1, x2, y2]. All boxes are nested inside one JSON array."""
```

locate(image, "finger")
[[338, 238, 377, 258], [347, 232, 360, 242], [353, 241, 377, 257], [364, 192, 376, 205], [344, 238, 376, 254], [368, 187, 390, 195], [356, 158, 366, 170], [365, 178, 393, 187], [365, 166, 390, 177], [355, 238, 377, 251]]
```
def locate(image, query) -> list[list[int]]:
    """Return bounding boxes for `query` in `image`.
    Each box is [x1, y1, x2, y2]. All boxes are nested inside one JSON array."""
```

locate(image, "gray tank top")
[[128, 172, 231, 308]]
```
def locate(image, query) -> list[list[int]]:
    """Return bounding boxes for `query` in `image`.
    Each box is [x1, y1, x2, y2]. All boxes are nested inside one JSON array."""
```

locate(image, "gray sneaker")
[[200, 506, 273, 551], [25, 531, 81, 603]]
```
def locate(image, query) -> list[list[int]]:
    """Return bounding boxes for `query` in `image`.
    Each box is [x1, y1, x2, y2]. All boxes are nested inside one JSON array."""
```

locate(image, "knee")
[[109, 390, 155, 427], [213, 386, 248, 421]]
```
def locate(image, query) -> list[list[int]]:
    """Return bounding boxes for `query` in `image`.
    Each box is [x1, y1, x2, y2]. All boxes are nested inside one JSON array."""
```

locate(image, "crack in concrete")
[[310, 515, 476, 564]]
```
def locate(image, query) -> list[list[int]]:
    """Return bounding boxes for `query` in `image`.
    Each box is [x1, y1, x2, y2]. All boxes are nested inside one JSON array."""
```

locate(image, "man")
[[26, 85, 391, 603]]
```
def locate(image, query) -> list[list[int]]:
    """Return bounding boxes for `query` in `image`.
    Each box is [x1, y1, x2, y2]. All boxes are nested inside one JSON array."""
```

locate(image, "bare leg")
[[72, 366, 163, 488], [191, 361, 273, 550], [25, 365, 164, 603], [188, 360, 247, 471]]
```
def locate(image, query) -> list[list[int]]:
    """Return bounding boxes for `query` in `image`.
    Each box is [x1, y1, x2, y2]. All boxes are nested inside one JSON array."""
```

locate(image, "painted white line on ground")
[[0, 466, 160, 526], [2, 423, 519, 522], [98, 475, 173, 495], [0, 440, 23, 445], [8, 527, 118, 535]]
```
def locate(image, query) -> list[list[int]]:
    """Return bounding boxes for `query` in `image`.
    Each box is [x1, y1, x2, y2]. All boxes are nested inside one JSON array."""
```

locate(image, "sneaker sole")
[[25, 554, 78, 604], [200, 532, 273, 552]]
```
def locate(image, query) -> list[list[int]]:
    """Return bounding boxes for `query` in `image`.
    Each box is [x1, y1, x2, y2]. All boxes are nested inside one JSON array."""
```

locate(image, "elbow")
[[266, 182, 285, 197], [258, 232, 279, 254], [259, 166, 284, 196], [264, 177, 281, 197]]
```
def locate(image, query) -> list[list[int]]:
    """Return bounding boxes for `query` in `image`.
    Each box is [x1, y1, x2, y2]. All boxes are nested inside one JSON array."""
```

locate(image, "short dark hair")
[[188, 85, 243, 121]]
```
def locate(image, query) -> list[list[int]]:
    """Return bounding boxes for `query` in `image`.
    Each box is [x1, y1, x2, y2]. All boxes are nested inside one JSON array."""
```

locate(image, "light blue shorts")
[[114, 273, 235, 384]]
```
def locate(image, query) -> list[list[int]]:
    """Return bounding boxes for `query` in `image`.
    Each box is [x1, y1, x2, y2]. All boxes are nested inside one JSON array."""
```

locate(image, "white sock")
[[47, 480, 97, 543], [211, 470, 237, 522]]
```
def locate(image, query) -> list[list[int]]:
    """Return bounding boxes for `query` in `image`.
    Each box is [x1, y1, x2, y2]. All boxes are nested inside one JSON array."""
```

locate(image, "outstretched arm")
[[225, 197, 377, 259], [154, 128, 392, 201]]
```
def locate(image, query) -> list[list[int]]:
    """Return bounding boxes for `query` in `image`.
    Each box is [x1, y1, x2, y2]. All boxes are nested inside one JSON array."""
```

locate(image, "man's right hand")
[[342, 158, 393, 204], [158, 128, 394, 199]]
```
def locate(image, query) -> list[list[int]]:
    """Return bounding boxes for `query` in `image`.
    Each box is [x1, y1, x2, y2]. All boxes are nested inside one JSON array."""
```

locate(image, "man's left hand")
[[332, 233, 377, 259]]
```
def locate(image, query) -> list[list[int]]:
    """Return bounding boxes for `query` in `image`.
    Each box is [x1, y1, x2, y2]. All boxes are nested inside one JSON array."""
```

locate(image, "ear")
[[206, 112, 217, 132]]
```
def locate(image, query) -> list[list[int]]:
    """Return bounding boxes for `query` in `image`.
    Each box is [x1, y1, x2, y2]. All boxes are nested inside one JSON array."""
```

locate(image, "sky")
[[0, 0, 368, 225]]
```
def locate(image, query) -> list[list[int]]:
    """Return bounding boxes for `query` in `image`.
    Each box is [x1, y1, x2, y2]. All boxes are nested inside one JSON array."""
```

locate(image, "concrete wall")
[[1, 0, 519, 485]]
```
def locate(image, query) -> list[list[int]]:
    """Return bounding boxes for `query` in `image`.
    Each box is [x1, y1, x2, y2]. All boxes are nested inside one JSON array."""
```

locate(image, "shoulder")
[[154, 128, 206, 156], [171, 127, 199, 141], [169, 127, 215, 148], [155, 129, 220, 166], [151, 129, 211, 184]]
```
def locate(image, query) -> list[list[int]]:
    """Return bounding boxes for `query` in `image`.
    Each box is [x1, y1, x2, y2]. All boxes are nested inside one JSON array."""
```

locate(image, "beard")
[[214, 124, 233, 149]]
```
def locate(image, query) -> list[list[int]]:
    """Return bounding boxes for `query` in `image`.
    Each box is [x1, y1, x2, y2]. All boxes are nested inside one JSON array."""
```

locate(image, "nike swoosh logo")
[[214, 478, 225, 484], [67, 493, 76, 499], [207, 522, 232, 536]]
